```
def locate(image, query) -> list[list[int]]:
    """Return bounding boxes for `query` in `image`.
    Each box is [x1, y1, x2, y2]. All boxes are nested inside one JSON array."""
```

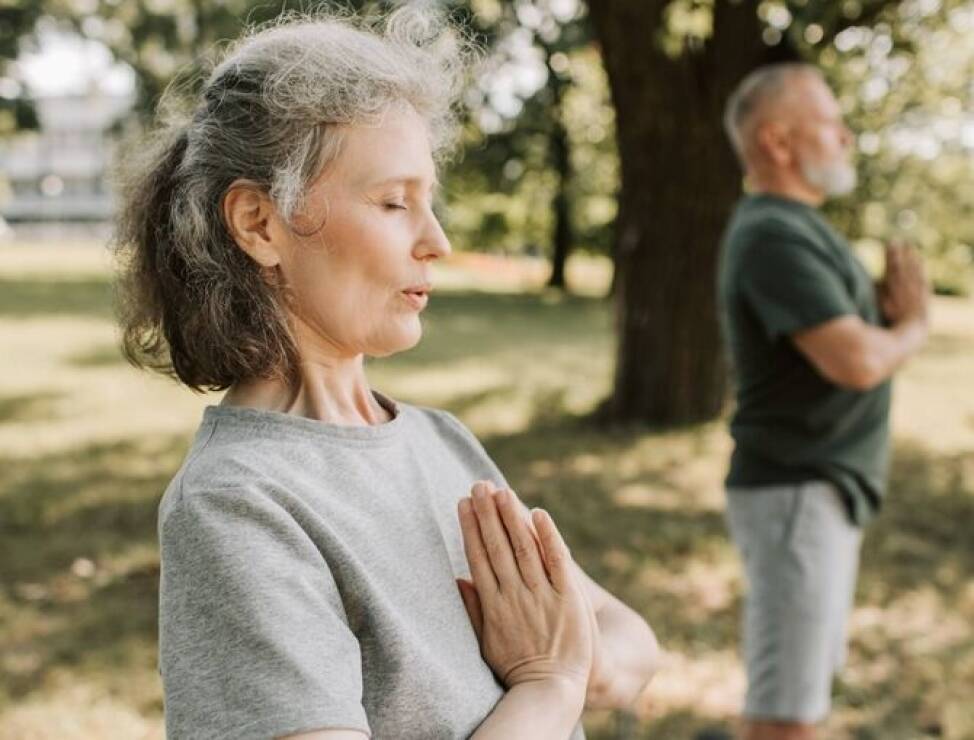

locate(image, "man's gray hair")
[[723, 62, 822, 163]]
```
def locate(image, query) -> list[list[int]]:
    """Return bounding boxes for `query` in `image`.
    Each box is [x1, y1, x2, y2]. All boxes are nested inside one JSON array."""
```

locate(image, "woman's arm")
[[470, 675, 585, 738], [576, 567, 660, 710], [278, 681, 585, 740], [278, 731, 368, 739]]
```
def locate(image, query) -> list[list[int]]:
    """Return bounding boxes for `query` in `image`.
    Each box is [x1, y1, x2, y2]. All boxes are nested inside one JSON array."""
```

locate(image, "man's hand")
[[879, 241, 929, 326]]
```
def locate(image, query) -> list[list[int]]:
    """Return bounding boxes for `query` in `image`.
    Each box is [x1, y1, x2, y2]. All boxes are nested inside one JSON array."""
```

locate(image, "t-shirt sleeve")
[[737, 230, 857, 340], [159, 487, 370, 740]]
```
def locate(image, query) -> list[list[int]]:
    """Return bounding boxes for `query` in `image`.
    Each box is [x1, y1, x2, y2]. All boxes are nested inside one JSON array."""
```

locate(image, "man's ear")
[[755, 121, 794, 168], [222, 181, 284, 268]]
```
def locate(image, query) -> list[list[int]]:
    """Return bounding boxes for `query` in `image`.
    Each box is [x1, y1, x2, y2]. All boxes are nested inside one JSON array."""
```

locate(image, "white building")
[[0, 86, 134, 223]]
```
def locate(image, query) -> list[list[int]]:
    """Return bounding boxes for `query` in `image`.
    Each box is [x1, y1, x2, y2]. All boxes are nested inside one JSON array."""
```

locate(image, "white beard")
[[800, 156, 858, 197]]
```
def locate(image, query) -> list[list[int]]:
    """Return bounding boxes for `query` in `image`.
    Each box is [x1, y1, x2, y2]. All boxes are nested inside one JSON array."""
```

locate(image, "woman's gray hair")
[[723, 62, 821, 164], [113, 5, 476, 391]]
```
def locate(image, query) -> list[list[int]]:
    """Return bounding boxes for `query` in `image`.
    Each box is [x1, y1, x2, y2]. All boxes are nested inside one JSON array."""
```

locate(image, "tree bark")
[[546, 48, 573, 291], [588, 0, 789, 425], [547, 100, 572, 289]]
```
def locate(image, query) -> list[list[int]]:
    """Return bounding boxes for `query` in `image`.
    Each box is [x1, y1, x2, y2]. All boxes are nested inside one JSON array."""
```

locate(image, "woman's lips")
[[401, 287, 430, 310]]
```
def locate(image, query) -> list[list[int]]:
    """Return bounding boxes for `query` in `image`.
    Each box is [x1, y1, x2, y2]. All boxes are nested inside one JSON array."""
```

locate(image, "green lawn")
[[1, 245, 972, 739]]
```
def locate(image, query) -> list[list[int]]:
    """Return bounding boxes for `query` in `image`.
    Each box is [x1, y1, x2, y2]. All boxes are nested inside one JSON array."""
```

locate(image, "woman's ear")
[[222, 181, 283, 268]]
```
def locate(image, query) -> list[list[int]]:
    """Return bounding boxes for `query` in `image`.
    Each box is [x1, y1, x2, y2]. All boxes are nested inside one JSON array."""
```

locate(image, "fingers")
[[461, 484, 573, 595], [906, 250, 926, 282], [456, 578, 484, 644], [532, 508, 573, 594], [495, 488, 548, 589], [458, 496, 498, 596], [470, 481, 521, 590], [885, 245, 903, 277], [891, 244, 924, 278]]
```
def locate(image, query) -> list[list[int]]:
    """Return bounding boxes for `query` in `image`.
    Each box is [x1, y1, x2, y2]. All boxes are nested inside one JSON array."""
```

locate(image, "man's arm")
[[792, 314, 927, 391], [792, 243, 929, 391]]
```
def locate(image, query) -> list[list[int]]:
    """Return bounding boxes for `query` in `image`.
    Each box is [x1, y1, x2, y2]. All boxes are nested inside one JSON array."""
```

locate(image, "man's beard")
[[800, 155, 858, 197]]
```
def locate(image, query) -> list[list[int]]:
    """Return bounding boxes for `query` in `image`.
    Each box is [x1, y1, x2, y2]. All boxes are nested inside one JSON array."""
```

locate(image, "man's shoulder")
[[727, 196, 822, 248]]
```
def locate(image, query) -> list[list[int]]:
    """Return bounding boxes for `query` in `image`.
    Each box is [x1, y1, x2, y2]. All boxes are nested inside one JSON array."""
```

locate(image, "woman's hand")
[[457, 482, 593, 700]]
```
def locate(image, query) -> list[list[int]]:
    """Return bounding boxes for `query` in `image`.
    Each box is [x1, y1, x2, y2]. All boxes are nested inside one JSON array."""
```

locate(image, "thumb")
[[456, 578, 484, 644]]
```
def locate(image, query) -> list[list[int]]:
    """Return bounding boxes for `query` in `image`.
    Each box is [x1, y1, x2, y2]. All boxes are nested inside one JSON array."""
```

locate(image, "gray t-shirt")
[[158, 394, 584, 739]]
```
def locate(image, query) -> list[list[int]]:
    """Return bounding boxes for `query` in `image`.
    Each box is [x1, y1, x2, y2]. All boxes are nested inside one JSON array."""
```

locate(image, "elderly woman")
[[114, 7, 658, 739]]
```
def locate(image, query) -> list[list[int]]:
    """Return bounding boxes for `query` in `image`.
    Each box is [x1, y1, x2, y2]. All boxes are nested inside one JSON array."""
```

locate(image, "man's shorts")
[[725, 480, 862, 724]]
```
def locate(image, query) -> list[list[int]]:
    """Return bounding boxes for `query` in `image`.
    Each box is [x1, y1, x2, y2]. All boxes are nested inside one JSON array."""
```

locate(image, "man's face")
[[787, 75, 857, 197]]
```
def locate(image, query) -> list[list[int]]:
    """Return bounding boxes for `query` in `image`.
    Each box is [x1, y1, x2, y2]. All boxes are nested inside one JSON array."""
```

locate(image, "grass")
[[0, 245, 972, 739]]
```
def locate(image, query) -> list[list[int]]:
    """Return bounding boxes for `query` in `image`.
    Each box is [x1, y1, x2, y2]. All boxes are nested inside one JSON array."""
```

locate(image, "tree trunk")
[[547, 112, 572, 289], [546, 49, 573, 291], [588, 0, 785, 425]]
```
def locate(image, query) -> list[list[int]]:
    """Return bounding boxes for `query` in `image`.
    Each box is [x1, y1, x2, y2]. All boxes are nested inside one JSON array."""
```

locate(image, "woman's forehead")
[[332, 109, 437, 188]]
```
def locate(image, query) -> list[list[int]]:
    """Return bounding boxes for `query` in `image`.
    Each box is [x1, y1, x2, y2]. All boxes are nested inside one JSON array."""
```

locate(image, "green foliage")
[[672, 0, 974, 294], [591, 0, 974, 294], [0, 2, 44, 133], [4, 0, 972, 291], [0, 3, 42, 63], [812, 1, 974, 295], [446, 1, 618, 258]]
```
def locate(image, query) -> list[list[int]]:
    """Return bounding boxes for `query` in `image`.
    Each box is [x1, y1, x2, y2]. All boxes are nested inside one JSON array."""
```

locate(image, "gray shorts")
[[725, 480, 862, 723]]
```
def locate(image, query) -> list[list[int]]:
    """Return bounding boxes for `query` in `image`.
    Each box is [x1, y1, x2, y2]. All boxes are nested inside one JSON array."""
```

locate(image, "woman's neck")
[[221, 354, 392, 426]]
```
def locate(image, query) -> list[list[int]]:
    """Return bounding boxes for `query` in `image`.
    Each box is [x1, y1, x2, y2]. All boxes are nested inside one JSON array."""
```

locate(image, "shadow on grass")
[[0, 435, 191, 710], [838, 441, 974, 737], [0, 277, 114, 319], [67, 344, 126, 368], [0, 391, 64, 424], [863, 442, 974, 594], [2, 404, 970, 738], [479, 403, 973, 739], [922, 333, 974, 358], [0, 280, 610, 373], [386, 290, 611, 369], [481, 402, 741, 633]]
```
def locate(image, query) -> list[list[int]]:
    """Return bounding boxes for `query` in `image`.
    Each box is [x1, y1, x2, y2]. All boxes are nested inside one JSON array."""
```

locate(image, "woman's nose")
[[415, 212, 452, 261]]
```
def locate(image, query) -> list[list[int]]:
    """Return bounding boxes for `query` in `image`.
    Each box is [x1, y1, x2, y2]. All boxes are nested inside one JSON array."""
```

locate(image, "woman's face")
[[276, 105, 451, 361]]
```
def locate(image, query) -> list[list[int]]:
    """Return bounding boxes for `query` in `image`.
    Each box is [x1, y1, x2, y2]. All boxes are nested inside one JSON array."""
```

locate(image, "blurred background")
[[0, 0, 972, 738]]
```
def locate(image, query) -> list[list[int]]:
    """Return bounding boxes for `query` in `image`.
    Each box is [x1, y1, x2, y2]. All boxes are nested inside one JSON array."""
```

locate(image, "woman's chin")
[[368, 325, 423, 359]]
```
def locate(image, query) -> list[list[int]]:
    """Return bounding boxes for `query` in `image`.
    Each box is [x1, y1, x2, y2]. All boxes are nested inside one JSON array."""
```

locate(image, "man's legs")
[[726, 481, 862, 740]]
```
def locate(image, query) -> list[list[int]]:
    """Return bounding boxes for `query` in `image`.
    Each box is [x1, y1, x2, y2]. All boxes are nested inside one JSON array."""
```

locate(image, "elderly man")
[[716, 64, 928, 740]]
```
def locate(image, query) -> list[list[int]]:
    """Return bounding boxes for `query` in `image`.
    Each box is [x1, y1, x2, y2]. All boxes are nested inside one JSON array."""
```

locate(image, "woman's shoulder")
[[400, 402, 479, 447], [398, 403, 506, 481], [158, 412, 283, 528]]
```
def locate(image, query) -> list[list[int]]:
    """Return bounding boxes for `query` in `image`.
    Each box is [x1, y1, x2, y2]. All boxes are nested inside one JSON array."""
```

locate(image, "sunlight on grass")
[[1, 244, 972, 739]]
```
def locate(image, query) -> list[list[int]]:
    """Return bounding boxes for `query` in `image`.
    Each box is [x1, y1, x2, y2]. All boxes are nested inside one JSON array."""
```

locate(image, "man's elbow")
[[827, 354, 887, 391]]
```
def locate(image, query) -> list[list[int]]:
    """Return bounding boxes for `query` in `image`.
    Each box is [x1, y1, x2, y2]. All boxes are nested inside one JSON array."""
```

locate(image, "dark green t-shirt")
[[717, 193, 891, 525]]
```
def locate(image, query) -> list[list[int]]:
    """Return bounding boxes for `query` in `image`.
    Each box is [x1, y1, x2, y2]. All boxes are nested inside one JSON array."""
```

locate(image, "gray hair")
[[113, 5, 477, 391], [723, 62, 821, 164]]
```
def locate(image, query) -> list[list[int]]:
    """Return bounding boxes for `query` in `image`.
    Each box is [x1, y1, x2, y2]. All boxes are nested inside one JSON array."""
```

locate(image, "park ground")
[[0, 244, 972, 739]]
